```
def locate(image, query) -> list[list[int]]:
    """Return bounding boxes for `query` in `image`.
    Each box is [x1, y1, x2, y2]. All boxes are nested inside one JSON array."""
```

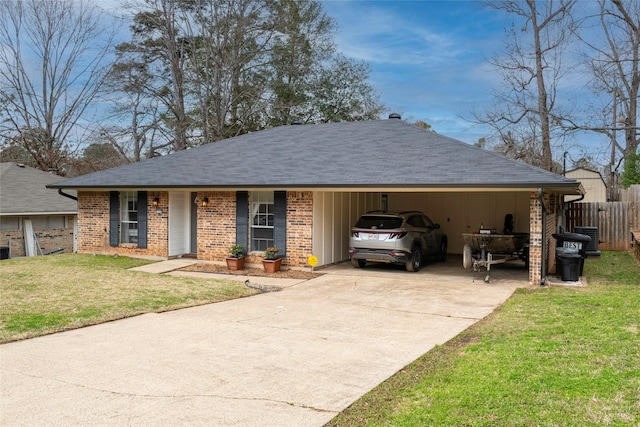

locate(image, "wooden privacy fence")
[[620, 185, 640, 232], [565, 201, 634, 250]]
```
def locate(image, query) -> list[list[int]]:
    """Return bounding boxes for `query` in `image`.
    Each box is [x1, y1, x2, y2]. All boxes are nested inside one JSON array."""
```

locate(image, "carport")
[[313, 189, 532, 257], [311, 186, 574, 287]]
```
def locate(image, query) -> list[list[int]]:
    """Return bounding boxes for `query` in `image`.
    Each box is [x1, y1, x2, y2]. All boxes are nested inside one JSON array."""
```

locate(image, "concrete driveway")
[[1, 258, 528, 426]]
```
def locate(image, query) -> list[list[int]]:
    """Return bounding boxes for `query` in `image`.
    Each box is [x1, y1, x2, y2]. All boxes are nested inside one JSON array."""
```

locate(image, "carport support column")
[[529, 192, 544, 286]]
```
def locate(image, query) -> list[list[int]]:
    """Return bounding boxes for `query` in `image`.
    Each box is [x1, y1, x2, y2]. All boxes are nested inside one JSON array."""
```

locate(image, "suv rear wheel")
[[405, 246, 422, 272], [351, 258, 366, 268], [436, 240, 447, 262]]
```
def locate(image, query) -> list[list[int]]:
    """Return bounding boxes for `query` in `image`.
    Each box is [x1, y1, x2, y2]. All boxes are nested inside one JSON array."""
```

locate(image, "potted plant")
[[226, 244, 245, 271], [262, 246, 282, 273]]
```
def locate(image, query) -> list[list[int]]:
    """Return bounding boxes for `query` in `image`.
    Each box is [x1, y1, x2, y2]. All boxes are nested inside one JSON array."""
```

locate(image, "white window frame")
[[120, 191, 138, 244], [250, 191, 274, 252]]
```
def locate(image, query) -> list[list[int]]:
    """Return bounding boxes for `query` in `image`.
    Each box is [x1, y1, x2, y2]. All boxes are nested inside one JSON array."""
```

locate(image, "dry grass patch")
[[0, 254, 259, 343]]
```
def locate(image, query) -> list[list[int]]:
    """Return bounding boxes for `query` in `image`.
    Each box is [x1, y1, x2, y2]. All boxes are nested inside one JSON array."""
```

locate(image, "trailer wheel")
[[463, 244, 473, 269], [522, 246, 530, 268]]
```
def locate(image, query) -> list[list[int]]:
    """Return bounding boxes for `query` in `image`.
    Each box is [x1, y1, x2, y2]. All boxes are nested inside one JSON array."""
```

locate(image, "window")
[[30, 216, 65, 229], [250, 191, 274, 251], [422, 215, 435, 228], [120, 191, 138, 244], [355, 215, 403, 229], [0, 217, 20, 231], [406, 215, 425, 228]]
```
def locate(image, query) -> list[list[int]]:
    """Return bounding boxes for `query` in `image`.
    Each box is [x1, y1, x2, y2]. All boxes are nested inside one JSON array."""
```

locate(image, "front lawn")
[[0, 254, 258, 343], [327, 251, 640, 426]]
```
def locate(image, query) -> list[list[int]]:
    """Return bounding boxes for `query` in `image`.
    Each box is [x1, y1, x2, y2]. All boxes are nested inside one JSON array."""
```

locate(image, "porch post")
[[529, 192, 543, 285]]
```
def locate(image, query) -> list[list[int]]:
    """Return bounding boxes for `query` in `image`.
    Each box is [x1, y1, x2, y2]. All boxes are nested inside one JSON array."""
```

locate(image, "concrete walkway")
[[1, 259, 527, 426], [129, 258, 198, 274]]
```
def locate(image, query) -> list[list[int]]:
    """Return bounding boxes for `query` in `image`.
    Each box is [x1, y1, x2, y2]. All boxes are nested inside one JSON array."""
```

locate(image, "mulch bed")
[[178, 262, 323, 280]]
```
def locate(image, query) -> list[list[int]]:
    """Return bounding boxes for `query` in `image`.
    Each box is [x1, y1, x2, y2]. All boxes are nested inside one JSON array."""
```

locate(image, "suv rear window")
[[354, 215, 403, 230]]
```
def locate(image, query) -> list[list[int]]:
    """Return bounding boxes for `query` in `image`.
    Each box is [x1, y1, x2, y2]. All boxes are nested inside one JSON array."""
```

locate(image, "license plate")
[[367, 233, 378, 240], [563, 241, 582, 250]]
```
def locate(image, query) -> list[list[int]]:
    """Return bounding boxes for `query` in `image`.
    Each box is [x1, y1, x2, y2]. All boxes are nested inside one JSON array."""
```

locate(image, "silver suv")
[[349, 211, 447, 272]]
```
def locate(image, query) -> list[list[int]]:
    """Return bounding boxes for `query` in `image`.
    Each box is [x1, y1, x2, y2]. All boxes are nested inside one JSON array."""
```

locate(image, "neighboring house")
[[49, 116, 582, 285], [0, 162, 77, 257], [565, 168, 607, 202]]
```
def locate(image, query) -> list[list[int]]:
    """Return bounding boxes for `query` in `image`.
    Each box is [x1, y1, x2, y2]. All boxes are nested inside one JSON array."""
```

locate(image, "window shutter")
[[236, 191, 248, 255], [137, 191, 148, 249], [274, 191, 287, 256], [109, 191, 119, 247]]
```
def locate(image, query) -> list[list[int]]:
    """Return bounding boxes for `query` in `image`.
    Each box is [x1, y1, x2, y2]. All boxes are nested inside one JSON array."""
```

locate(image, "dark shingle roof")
[[1, 162, 77, 215], [49, 119, 580, 192]]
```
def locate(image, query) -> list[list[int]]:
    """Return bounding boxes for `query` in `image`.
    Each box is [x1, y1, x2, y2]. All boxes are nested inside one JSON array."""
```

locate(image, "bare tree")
[[577, 0, 639, 190], [478, 0, 577, 171], [0, 0, 115, 174]]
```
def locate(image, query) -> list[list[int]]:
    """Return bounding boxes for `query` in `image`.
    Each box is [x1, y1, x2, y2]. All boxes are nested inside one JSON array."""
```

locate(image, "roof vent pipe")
[[388, 113, 401, 120]]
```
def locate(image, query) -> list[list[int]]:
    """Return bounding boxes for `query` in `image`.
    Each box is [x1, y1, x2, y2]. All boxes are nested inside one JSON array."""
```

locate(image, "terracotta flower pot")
[[262, 258, 282, 273], [226, 257, 245, 271]]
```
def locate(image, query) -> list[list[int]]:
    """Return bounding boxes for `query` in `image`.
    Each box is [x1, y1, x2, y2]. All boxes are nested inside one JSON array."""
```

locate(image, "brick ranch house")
[[49, 115, 583, 285]]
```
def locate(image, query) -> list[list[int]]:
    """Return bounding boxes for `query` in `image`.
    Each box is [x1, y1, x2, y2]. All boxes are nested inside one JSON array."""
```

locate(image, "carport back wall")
[[387, 192, 531, 254]]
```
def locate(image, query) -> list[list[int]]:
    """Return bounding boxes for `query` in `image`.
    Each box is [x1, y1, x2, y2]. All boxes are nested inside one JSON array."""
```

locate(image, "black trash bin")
[[557, 253, 581, 281], [0, 246, 9, 260], [552, 233, 591, 275]]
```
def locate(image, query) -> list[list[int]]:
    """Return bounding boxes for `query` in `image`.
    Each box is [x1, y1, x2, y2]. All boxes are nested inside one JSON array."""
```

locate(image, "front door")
[[168, 192, 190, 257]]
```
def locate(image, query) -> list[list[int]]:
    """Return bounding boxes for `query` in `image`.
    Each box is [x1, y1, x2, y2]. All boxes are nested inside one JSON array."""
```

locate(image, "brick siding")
[[197, 191, 236, 261], [197, 191, 314, 269], [77, 191, 168, 257], [77, 190, 315, 267]]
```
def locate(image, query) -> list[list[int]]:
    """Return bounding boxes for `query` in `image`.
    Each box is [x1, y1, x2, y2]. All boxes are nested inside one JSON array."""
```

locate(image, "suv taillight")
[[389, 231, 407, 239]]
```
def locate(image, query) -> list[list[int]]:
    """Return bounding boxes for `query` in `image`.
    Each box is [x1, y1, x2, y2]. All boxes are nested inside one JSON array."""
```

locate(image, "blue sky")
[[321, 0, 613, 169], [322, 0, 506, 144]]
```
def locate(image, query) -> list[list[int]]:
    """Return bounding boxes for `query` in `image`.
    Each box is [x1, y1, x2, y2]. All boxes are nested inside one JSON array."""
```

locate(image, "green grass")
[[327, 251, 640, 426], [0, 253, 258, 342]]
